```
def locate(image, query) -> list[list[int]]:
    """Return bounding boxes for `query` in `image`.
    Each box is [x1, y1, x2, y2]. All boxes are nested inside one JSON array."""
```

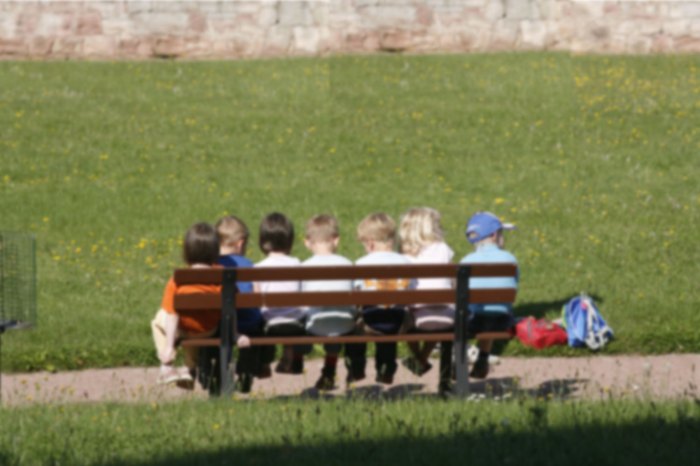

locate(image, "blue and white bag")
[[562, 294, 614, 350]]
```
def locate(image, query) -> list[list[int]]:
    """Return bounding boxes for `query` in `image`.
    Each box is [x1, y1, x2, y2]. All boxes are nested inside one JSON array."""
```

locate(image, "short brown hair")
[[259, 212, 294, 254], [357, 212, 396, 245], [305, 214, 339, 243], [215, 215, 249, 246], [183, 222, 219, 265]]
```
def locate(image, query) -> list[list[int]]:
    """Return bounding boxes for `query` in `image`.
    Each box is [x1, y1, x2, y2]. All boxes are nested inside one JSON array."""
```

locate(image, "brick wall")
[[1, 0, 698, 58]]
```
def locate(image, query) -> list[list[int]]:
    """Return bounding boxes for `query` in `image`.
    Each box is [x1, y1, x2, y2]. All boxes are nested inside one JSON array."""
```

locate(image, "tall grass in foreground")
[[0, 54, 698, 370], [0, 398, 698, 465]]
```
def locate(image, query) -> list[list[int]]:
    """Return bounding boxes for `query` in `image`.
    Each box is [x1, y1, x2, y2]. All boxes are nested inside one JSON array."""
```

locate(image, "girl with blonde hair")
[[399, 207, 455, 391]]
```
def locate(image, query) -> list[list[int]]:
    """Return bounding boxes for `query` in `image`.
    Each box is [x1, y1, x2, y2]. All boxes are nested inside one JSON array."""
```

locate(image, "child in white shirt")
[[254, 212, 306, 374], [348, 212, 413, 386], [301, 214, 355, 390]]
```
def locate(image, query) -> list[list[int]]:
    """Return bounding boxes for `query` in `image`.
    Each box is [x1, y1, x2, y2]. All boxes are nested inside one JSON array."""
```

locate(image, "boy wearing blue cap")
[[460, 211, 518, 379]]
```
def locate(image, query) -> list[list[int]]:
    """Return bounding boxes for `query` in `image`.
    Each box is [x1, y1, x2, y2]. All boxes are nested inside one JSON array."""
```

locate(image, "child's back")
[[348, 213, 413, 385], [213, 215, 265, 392], [397, 207, 455, 387], [300, 214, 355, 390], [256, 253, 303, 324], [302, 252, 354, 335], [459, 211, 518, 380], [152, 222, 227, 389], [255, 212, 306, 375]]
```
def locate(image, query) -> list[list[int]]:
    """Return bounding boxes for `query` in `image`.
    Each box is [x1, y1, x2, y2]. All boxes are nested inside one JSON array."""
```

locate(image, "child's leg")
[[182, 347, 198, 371], [470, 339, 493, 379], [477, 339, 494, 353], [236, 347, 256, 375], [407, 341, 422, 359], [344, 342, 367, 383], [151, 310, 169, 364], [375, 342, 398, 383], [439, 340, 453, 387], [322, 343, 341, 372], [280, 345, 294, 366], [257, 345, 276, 378], [315, 343, 341, 390], [419, 341, 438, 361]]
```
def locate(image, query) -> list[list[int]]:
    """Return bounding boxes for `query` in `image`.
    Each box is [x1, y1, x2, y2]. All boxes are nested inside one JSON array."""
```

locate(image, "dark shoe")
[[236, 373, 253, 394], [277, 357, 304, 375], [256, 364, 272, 379], [315, 374, 335, 391], [275, 358, 291, 374], [469, 357, 489, 379], [438, 380, 454, 398], [291, 358, 304, 375], [346, 370, 366, 387], [174, 368, 196, 390], [375, 364, 394, 385], [401, 357, 432, 377]]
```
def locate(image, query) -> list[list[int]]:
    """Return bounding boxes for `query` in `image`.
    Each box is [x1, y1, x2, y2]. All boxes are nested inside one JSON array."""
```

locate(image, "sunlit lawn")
[[0, 53, 698, 371]]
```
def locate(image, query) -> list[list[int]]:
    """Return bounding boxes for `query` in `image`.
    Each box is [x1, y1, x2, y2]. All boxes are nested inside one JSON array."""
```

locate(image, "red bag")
[[515, 317, 568, 349]]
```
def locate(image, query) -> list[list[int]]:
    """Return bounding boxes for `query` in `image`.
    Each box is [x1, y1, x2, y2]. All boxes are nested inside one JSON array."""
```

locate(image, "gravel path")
[[2, 353, 698, 406]]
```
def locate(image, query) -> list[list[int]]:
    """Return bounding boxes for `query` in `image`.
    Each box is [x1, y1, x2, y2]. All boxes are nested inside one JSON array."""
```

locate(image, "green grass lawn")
[[0, 53, 698, 371], [1, 398, 698, 465]]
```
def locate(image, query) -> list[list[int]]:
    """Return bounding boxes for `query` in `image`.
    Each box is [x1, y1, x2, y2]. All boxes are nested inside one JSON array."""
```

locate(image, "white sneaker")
[[157, 366, 193, 387], [467, 345, 480, 363], [467, 345, 501, 365]]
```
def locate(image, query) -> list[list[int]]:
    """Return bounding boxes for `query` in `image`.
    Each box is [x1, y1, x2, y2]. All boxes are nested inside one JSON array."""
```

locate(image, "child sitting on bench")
[[151, 222, 250, 389]]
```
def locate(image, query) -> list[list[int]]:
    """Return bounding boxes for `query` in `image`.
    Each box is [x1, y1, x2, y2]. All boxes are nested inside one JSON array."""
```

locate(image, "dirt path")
[[2, 354, 698, 406]]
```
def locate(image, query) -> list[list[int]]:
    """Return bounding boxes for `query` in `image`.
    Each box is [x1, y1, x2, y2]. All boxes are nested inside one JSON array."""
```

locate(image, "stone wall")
[[1, 0, 698, 58]]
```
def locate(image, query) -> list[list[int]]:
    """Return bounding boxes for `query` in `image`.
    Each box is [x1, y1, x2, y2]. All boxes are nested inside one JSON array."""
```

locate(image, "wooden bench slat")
[[174, 263, 517, 285], [180, 331, 513, 347], [174, 288, 517, 310]]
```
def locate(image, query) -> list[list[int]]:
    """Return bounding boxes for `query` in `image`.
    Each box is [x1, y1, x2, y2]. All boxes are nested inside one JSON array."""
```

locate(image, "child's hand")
[[237, 335, 251, 348]]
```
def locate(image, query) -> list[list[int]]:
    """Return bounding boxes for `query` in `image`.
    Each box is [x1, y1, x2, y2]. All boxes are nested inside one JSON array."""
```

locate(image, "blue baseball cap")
[[465, 212, 515, 243]]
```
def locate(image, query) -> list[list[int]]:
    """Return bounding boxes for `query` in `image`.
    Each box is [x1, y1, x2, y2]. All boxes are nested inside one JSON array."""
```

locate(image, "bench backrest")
[[173, 263, 517, 396], [173, 263, 517, 312]]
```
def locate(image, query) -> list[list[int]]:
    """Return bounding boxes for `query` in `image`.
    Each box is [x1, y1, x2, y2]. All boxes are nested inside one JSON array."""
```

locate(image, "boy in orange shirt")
[[151, 222, 250, 388]]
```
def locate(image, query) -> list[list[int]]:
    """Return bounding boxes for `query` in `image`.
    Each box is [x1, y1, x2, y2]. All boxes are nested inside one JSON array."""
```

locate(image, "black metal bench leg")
[[454, 265, 471, 397], [220, 269, 238, 397]]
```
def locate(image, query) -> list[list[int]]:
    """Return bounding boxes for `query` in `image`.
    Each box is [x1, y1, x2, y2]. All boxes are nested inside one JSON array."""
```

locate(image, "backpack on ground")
[[515, 317, 568, 349], [561, 294, 614, 350]]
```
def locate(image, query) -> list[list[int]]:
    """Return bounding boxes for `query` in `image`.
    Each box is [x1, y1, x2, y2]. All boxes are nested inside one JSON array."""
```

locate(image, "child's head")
[[215, 215, 249, 255], [183, 222, 219, 265], [465, 211, 515, 249], [304, 214, 340, 254], [259, 212, 294, 255], [357, 212, 396, 252], [399, 207, 444, 256]]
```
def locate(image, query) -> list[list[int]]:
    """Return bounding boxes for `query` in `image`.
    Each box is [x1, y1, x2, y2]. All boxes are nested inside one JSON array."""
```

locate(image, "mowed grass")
[[0, 54, 698, 371], [1, 398, 699, 465]]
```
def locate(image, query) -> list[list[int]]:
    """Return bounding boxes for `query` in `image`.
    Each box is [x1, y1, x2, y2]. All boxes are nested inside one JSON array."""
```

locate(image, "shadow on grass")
[[513, 293, 604, 320], [102, 410, 700, 466], [287, 377, 585, 402]]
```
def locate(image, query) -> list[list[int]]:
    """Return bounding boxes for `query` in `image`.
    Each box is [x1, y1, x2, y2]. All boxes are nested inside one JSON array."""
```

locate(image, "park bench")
[[174, 263, 517, 397]]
